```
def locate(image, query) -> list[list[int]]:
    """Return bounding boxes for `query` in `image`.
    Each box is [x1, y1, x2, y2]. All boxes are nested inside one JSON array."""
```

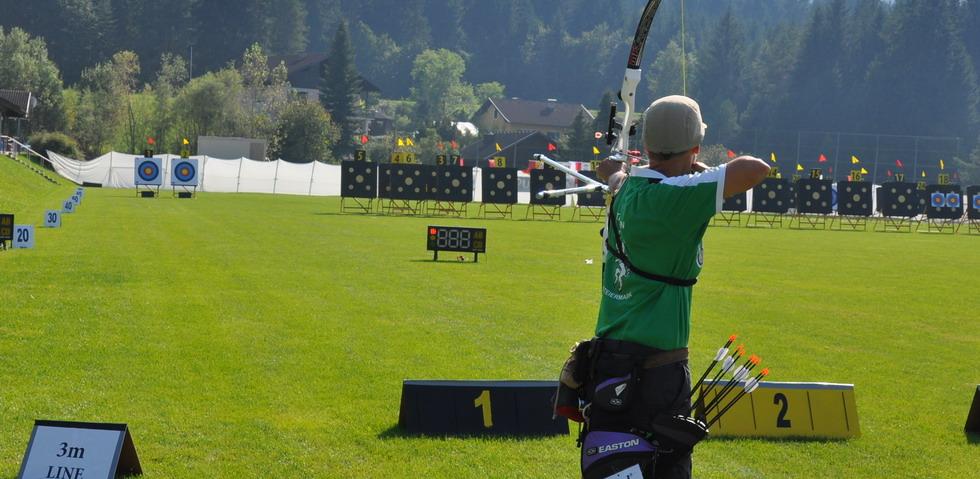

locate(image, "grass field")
[[1, 157, 978, 478]]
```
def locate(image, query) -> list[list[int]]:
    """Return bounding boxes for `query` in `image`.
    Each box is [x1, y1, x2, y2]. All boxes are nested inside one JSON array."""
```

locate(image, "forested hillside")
[[1, 0, 979, 171]]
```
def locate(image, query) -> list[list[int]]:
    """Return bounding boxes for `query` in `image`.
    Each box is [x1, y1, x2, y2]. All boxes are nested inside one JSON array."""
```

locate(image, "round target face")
[[946, 193, 960, 208], [174, 161, 196, 182], [930, 192, 946, 208], [974, 196, 980, 209], [139, 161, 159, 181]]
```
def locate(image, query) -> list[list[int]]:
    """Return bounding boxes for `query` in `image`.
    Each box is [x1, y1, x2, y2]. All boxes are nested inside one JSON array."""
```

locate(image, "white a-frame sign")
[[18, 420, 142, 479]]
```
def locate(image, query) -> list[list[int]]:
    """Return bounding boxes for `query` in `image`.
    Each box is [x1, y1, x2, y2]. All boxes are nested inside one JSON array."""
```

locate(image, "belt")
[[595, 338, 689, 369]]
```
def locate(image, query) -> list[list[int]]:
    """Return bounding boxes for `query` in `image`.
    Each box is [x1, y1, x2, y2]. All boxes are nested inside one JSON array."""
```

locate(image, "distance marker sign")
[[18, 420, 142, 479], [44, 210, 61, 228]]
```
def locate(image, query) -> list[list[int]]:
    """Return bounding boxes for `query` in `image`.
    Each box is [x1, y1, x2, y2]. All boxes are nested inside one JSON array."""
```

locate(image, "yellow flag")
[[851, 155, 860, 164], [495, 143, 502, 152], [921, 170, 927, 178], [770, 152, 777, 163], [406, 138, 415, 147], [939, 159, 945, 170], [593, 146, 601, 155], [860, 167, 869, 175], [796, 163, 804, 172], [182, 138, 190, 145], [397, 138, 405, 147]]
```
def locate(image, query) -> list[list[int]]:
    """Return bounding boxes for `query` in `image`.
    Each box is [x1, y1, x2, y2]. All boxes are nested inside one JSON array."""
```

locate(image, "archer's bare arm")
[[596, 159, 628, 194], [723, 156, 770, 198]]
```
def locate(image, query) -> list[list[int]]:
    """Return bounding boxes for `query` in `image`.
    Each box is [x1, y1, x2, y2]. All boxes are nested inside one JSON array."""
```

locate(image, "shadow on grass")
[[377, 425, 570, 441], [408, 259, 481, 265], [706, 435, 852, 444]]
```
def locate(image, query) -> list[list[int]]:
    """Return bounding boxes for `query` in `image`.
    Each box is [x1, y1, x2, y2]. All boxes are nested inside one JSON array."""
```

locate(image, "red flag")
[[727, 149, 736, 159], [818, 154, 828, 163], [437, 142, 445, 151], [886, 169, 893, 177], [895, 159, 904, 168], [547, 143, 557, 152], [450, 139, 459, 150], [147, 137, 155, 145], [360, 135, 369, 145]]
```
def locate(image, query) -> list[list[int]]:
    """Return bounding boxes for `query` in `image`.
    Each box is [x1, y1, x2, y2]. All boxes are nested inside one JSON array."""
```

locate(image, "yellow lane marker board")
[[704, 381, 860, 439]]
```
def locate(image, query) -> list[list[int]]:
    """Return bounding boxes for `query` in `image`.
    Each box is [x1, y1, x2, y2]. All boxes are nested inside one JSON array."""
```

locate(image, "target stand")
[[571, 205, 605, 222], [714, 192, 747, 227], [747, 213, 783, 228], [340, 161, 379, 214], [425, 165, 473, 218], [426, 201, 468, 217], [477, 202, 513, 219], [875, 182, 920, 233], [792, 179, 833, 229], [789, 214, 828, 230], [571, 172, 606, 222], [712, 211, 742, 227], [920, 218, 959, 234], [875, 216, 918, 233], [379, 164, 428, 216], [135, 156, 163, 198], [341, 197, 374, 214], [171, 158, 199, 198], [919, 186, 964, 234], [832, 215, 869, 231], [968, 220, 980, 235], [479, 168, 518, 219], [526, 169, 565, 221]]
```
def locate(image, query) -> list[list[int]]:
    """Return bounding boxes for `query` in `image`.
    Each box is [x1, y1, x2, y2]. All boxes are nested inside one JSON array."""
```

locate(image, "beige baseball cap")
[[642, 95, 707, 154]]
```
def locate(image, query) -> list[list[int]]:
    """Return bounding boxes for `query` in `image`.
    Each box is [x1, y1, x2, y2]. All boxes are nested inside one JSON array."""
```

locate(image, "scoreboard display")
[[427, 226, 486, 262]]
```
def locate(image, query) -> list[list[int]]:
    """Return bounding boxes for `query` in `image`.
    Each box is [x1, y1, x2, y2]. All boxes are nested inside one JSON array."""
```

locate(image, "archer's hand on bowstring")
[[596, 158, 628, 195]]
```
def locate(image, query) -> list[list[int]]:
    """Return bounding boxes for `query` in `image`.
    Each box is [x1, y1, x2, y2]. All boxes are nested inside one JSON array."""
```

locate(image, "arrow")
[[707, 368, 770, 427]]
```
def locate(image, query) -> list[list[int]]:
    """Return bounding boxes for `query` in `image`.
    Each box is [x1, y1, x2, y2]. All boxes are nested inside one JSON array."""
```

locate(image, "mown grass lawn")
[[1, 163, 978, 477]]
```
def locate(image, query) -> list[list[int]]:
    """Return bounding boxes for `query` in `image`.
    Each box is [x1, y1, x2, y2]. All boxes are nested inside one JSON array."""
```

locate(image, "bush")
[[28, 131, 84, 159]]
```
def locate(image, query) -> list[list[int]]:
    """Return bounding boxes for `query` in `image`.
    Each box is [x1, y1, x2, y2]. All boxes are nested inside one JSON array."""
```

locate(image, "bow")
[[534, 0, 664, 199], [606, 0, 665, 164]]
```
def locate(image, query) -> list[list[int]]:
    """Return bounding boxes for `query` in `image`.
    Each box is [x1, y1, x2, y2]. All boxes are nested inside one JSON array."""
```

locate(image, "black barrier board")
[[925, 184, 963, 220], [341, 161, 378, 199], [481, 168, 518, 204], [398, 380, 568, 436], [838, 181, 874, 217], [752, 178, 791, 213], [797, 179, 833, 214], [576, 171, 606, 207], [433, 166, 473, 202], [530, 168, 566, 206], [968, 186, 980, 220], [723, 192, 747, 212], [879, 183, 919, 218], [788, 180, 799, 210], [967, 385, 980, 433]]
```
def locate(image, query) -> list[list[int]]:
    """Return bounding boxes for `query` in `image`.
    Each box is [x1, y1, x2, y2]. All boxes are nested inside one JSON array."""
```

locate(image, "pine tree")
[[694, 8, 747, 144], [562, 111, 596, 163], [320, 22, 361, 159]]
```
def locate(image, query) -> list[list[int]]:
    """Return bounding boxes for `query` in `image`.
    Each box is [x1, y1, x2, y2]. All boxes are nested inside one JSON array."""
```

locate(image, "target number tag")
[[44, 210, 61, 228], [13, 225, 34, 249], [62, 200, 75, 214], [75, 188, 85, 199], [71, 194, 81, 206]]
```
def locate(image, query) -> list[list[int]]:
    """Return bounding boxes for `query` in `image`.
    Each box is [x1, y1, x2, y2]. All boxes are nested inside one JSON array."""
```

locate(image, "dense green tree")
[[646, 38, 698, 101], [172, 68, 247, 142], [271, 100, 338, 163], [320, 22, 360, 158], [561, 111, 597, 163], [0, 27, 66, 131], [410, 49, 473, 125], [693, 9, 747, 144]]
